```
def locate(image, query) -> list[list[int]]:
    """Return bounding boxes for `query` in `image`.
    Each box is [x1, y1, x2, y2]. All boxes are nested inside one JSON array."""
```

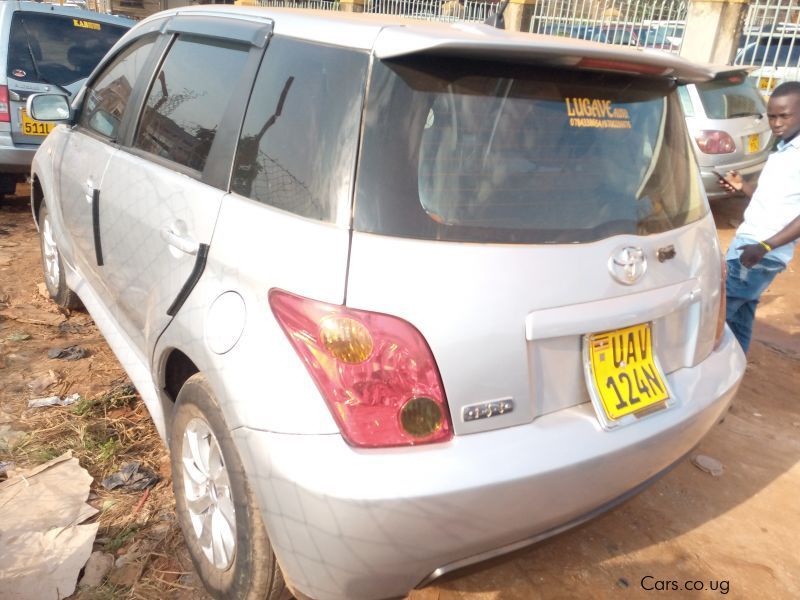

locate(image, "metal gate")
[[735, 0, 800, 93], [527, 0, 687, 54]]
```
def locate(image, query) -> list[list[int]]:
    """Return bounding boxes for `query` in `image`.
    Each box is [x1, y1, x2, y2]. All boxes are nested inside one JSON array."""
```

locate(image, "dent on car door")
[[57, 35, 160, 294], [95, 35, 252, 355]]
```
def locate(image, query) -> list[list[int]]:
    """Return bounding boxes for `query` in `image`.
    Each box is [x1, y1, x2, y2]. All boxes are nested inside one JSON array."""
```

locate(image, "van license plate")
[[20, 109, 55, 137], [586, 323, 669, 421], [747, 133, 759, 154], [758, 77, 776, 92]]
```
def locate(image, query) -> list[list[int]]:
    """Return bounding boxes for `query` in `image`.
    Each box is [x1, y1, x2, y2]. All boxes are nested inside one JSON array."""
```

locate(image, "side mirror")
[[26, 94, 72, 122]]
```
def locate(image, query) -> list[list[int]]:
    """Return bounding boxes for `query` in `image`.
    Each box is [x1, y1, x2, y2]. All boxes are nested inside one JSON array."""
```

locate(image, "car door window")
[[231, 37, 368, 224], [132, 36, 249, 173], [79, 35, 157, 139]]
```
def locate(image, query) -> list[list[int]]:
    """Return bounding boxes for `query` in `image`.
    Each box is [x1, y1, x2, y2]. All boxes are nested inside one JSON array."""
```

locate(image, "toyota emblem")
[[608, 246, 647, 285]]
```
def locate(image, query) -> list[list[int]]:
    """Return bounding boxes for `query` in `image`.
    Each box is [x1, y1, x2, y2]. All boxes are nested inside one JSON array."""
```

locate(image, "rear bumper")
[[0, 133, 37, 173], [700, 158, 765, 199], [233, 328, 745, 600]]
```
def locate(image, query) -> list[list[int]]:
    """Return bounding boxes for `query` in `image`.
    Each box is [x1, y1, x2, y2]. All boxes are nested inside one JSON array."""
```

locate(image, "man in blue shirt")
[[718, 81, 800, 353]]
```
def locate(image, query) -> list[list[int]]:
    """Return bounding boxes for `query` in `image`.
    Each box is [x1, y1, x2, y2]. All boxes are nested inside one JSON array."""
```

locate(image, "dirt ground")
[[1, 187, 799, 600]]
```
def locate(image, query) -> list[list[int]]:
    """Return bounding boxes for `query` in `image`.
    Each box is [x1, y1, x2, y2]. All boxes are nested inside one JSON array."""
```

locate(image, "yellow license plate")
[[748, 133, 760, 153], [758, 77, 776, 92], [20, 109, 55, 137], [587, 323, 669, 420]]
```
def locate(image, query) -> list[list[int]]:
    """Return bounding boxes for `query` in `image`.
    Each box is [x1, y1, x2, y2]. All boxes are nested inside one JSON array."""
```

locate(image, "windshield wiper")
[[728, 111, 762, 118], [17, 15, 72, 96]]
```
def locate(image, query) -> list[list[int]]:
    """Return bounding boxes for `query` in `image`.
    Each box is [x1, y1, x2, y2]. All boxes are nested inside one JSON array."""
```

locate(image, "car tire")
[[38, 203, 80, 309], [171, 373, 288, 600]]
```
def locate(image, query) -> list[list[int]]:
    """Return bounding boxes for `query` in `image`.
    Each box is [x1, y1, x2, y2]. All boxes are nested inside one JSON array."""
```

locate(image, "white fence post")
[[680, 0, 750, 63]]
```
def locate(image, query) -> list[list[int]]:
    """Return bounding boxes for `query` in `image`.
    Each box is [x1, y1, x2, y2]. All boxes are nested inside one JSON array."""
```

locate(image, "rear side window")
[[6, 12, 129, 86], [79, 36, 156, 139], [355, 57, 706, 244], [231, 37, 368, 224], [133, 36, 249, 173], [677, 86, 694, 118], [695, 72, 766, 119]]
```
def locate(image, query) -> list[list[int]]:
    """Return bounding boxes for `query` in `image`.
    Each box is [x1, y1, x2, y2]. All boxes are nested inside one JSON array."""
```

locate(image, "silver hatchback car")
[[29, 7, 745, 600]]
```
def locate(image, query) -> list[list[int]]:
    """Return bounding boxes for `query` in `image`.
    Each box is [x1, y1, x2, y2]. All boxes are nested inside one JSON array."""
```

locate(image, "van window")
[[231, 37, 368, 224], [694, 72, 766, 120], [133, 36, 249, 173], [79, 36, 157, 139], [6, 12, 129, 87], [354, 57, 706, 244]]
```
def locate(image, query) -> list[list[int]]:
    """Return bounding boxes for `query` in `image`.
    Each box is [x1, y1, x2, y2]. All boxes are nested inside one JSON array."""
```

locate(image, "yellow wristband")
[[759, 241, 772, 252]]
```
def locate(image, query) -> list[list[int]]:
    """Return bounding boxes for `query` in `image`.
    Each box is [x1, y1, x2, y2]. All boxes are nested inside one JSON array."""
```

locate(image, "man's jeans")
[[725, 257, 786, 353]]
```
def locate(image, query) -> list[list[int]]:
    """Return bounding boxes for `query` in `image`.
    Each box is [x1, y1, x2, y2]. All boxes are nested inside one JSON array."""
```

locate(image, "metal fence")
[[253, 0, 341, 10], [363, 0, 494, 22], [527, 0, 687, 54], [734, 0, 800, 93], [253, 0, 493, 21]]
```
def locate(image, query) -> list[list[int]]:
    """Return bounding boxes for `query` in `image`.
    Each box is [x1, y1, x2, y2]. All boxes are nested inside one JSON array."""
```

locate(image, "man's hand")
[[718, 171, 743, 193], [738, 243, 768, 268], [718, 170, 755, 198]]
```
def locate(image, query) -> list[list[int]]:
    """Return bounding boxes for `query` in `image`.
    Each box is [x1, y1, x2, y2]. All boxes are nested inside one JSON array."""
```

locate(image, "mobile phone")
[[711, 170, 725, 180]]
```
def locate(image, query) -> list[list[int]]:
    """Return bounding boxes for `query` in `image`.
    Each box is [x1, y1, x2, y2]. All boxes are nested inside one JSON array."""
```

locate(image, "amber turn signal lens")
[[400, 397, 443, 438], [319, 317, 373, 364]]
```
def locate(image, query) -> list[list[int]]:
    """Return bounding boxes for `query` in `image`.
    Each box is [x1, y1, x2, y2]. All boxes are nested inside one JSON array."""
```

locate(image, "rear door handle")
[[161, 226, 199, 256]]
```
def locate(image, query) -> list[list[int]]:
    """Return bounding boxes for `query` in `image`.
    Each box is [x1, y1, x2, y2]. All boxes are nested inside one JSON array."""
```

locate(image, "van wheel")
[[38, 203, 80, 309], [171, 374, 288, 600]]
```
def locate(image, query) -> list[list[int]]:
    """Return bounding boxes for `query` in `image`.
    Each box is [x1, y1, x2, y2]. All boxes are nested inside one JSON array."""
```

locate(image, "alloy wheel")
[[180, 417, 237, 570]]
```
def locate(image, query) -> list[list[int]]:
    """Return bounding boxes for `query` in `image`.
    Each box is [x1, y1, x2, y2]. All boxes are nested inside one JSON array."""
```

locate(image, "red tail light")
[[268, 289, 453, 448], [0, 86, 10, 123], [695, 130, 736, 154], [714, 256, 727, 350]]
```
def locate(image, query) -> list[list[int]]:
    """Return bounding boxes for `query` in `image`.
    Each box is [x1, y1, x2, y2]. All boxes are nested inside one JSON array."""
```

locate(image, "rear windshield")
[[354, 58, 706, 244], [6, 12, 129, 87], [695, 71, 766, 119]]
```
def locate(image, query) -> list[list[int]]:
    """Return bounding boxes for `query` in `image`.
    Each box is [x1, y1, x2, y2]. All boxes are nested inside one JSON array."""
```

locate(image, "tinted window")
[[231, 38, 368, 224], [695, 71, 766, 119], [740, 39, 800, 65], [79, 36, 156, 139], [6, 12, 129, 86], [133, 36, 249, 172], [677, 86, 694, 117], [355, 58, 706, 244]]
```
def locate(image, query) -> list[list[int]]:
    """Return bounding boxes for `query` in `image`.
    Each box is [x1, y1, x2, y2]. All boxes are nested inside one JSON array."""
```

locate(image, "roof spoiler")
[[373, 28, 716, 84]]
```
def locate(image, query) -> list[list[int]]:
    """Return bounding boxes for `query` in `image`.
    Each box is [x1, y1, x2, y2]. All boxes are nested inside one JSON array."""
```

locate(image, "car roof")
[[139, 6, 715, 84]]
